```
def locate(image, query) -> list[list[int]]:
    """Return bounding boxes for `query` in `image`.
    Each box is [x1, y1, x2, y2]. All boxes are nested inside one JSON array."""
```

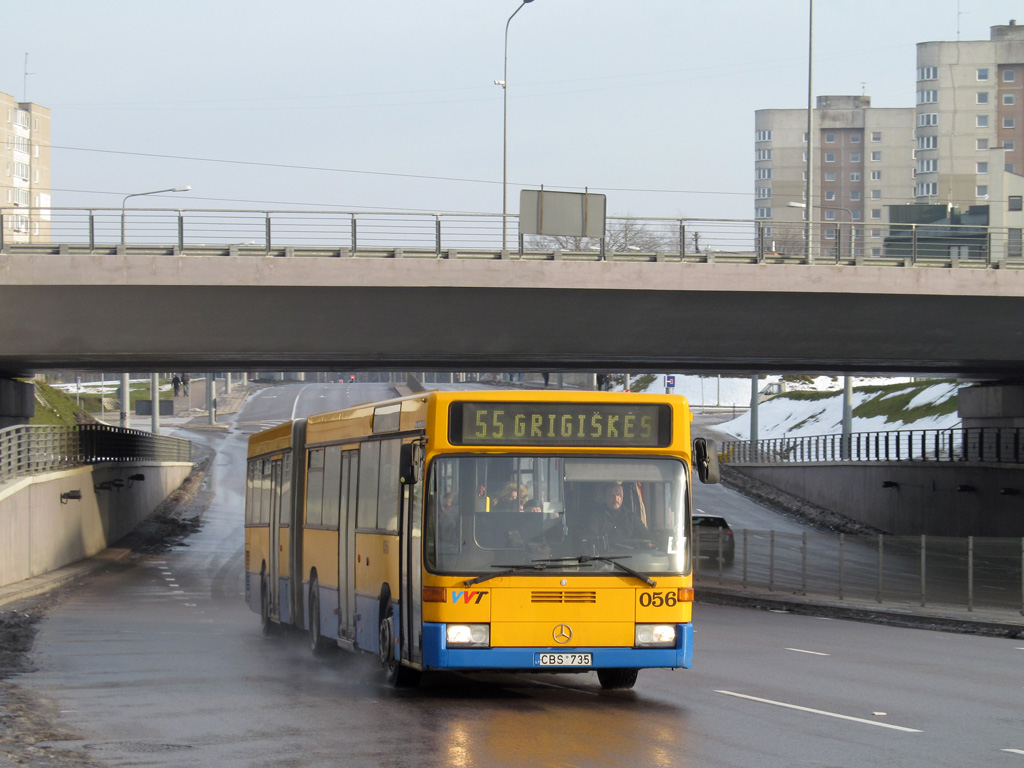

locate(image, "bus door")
[[337, 449, 359, 644], [267, 457, 284, 621], [402, 444, 425, 666]]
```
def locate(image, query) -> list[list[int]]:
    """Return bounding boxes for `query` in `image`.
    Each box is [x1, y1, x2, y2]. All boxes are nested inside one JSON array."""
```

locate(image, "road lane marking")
[[786, 648, 830, 656], [717, 691, 922, 733]]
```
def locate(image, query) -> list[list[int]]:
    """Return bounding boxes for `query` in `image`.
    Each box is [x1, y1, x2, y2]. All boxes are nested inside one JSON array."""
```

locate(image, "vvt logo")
[[451, 590, 487, 605]]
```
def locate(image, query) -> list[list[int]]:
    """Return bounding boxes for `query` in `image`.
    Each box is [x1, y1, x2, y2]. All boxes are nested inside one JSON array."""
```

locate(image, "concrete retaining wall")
[[0, 461, 193, 587], [734, 463, 1024, 537]]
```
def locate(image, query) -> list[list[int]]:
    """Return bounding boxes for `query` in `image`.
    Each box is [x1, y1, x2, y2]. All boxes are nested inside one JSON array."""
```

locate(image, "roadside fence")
[[695, 528, 1024, 616], [721, 426, 1024, 465], [0, 423, 193, 488]]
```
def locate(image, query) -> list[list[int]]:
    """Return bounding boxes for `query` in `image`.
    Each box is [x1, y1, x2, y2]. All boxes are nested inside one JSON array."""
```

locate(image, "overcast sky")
[[5, 1, 1022, 220]]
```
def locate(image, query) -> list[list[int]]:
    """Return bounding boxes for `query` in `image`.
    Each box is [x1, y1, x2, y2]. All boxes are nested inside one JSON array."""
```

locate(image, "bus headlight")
[[635, 624, 677, 648], [446, 624, 490, 648]]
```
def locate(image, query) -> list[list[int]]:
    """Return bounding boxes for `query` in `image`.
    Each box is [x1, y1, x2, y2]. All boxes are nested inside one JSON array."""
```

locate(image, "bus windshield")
[[425, 454, 689, 576]]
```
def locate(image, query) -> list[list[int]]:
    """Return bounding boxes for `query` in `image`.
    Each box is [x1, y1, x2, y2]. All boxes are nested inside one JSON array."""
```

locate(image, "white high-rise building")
[[1, 90, 51, 244]]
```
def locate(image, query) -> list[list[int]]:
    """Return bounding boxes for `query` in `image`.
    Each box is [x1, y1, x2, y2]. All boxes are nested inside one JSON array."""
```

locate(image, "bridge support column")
[[0, 378, 34, 429]]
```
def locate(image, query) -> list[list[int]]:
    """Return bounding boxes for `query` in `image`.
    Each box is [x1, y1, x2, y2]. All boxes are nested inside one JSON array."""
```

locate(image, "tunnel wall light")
[[881, 480, 899, 489], [60, 490, 82, 504]]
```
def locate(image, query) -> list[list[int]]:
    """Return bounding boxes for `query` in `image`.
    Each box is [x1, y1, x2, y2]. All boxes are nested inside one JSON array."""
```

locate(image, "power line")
[[51, 144, 750, 198]]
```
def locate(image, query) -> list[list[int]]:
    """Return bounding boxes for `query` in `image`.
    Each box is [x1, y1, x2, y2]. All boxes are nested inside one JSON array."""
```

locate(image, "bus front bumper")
[[421, 622, 692, 671]]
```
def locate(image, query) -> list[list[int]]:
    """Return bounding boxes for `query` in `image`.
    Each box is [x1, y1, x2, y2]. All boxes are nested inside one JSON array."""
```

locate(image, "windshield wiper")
[[463, 561, 593, 587], [535, 555, 657, 587]]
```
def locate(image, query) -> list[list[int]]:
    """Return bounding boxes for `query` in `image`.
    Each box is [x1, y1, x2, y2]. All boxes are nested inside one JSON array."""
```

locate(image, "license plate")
[[536, 652, 592, 667]]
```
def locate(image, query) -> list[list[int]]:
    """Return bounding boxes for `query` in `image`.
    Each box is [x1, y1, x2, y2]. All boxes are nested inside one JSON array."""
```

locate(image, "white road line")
[[786, 648, 830, 656], [1003, 749, 1024, 755], [717, 690, 922, 733]]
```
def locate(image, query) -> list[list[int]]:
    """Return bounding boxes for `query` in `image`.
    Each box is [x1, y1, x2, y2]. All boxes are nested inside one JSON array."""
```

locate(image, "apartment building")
[[754, 95, 916, 258], [915, 21, 1024, 208], [1, 90, 51, 244]]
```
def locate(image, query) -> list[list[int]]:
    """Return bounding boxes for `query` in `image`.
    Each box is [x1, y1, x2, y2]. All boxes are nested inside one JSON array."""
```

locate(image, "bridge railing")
[[3, 207, 1022, 268], [0, 423, 193, 488], [720, 427, 1024, 465]]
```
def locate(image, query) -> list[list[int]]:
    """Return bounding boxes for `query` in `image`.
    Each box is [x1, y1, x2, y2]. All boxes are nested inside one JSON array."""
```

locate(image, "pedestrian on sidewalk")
[[182, 373, 190, 395], [172, 375, 181, 397]]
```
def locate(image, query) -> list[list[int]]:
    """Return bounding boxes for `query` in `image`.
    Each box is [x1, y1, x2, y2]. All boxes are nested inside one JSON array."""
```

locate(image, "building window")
[[918, 113, 938, 127], [871, 131, 882, 142], [755, 129, 772, 142], [825, 171, 836, 182], [977, 92, 990, 104], [977, 138, 990, 150], [14, 110, 28, 128], [825, 210, 836, 221], [871, 170, 882, 181], [871, 151, 883, 162], [755, 168, 772, 179], [851, 133, 861, 143], [1008, 163, 1016, 173], [871, 211, 882, 222], [978, 68, 989, 81], [918, 66, 938, 80], [756, 186, 771, 199], [1009, 196, 1023, 212], [1004, 117, 1015, 129], [824, 229, 836, 240], [916, 182, 938, 197], [871, 189, 882, 200], [755, 149, 772, 161], [825, 132, 836, 143], [850, 172, 861, 182], [825, 190, 836, 201], [13, 161, 29, 180], [977, 161, 989, 174], [851, 210, 862, 221], [755, 207, 772, 219], [917, 136, 938, 150], [1005, 140, 1016, 151], [917, 90, 938, 104], [1004, 69, 1016, 82], [977, 185, 989, 198], [825, 152, 836, 163], [977, 115, 989, 127], [1004, 94, 1016, 106], [850, 191, 861, 201], [850, 152, 861, 163], [917, 158, 938, 173]]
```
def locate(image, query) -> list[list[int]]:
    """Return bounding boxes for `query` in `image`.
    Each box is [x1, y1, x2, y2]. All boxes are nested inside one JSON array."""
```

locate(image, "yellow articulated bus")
[[244, 390, 719, 689]]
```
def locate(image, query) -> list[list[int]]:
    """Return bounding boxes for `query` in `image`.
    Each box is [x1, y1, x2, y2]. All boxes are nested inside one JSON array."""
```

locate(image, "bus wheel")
[[597, 668, 639, 690], [260, 574, 273, 636], [309, 581, 331, 656], [379, 607, 421, 688]]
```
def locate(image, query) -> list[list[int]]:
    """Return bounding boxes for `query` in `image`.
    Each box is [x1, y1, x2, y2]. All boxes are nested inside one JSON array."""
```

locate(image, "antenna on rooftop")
[[22, 53, 34, 103]]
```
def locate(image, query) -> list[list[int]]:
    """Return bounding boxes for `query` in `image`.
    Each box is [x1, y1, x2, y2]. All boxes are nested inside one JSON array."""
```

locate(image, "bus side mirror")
[[693, 437, 720, 484], [400, 442, 421, 485]]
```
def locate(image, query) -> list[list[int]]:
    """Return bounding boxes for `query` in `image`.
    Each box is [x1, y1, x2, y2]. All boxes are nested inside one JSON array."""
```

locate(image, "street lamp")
[[120, 185, 192, 245], [787, 201, 857, 261], [497, 0, 535, 253]]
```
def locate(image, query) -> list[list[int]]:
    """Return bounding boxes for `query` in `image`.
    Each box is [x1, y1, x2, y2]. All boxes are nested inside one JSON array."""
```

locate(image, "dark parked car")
[[693, 512, 735, 567]]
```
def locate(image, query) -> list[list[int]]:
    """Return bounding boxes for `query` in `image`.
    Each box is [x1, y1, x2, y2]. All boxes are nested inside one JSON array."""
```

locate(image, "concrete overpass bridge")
[[2, 208, 1024, 377]]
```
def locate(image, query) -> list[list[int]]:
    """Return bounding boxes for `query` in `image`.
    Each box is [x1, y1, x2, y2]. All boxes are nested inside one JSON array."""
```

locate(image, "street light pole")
[[787, 201, 854, 261], [120, 185, 192, 245], [498, 0, 534, 253]]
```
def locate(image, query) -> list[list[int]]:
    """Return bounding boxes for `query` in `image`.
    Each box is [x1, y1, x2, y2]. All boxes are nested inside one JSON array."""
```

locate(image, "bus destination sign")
[[449, 402, 671, 447]]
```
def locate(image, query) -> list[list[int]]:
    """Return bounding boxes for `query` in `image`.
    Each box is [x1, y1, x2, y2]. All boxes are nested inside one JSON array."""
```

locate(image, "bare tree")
[[526, 216, 674, 254]]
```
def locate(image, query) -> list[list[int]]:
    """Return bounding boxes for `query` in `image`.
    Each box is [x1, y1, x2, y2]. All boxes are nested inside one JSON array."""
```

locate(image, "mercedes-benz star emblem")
[[553, 624, 572, 644]]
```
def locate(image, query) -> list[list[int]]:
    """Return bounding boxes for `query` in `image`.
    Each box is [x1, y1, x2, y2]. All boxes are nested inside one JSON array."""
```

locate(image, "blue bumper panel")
[[422, 623, 692, 670]]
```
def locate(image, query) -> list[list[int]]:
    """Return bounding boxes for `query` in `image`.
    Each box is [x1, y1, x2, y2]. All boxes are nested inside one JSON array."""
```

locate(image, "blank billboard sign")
[[519, 189, 606, 238]]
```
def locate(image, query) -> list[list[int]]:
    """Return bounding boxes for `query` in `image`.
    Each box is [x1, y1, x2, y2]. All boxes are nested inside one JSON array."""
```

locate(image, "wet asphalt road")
[[18, 384, 1024, 767]]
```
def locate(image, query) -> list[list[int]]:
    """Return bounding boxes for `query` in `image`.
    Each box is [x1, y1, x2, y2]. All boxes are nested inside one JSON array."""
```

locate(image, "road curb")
[[697, 587, 1024, 638], [0, 548, 134, 609]]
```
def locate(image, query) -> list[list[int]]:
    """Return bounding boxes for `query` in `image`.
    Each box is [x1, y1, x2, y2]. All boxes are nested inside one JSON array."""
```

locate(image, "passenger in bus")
[[438, 492, 460, 545], [492, 481, 527, 513], [523, 499, 544, 514]]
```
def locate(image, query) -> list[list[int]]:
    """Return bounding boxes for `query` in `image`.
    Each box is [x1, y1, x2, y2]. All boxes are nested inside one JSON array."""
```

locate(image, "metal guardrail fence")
[[3, 207, 1024, 268], [695, 529, 1024, 616], [721, 427, 1024, 465], [0, 423, 193, 488]]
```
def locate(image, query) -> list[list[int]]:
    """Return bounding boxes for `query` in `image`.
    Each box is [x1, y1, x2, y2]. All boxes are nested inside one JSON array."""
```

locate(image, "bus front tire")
[[379, 607, 421, 688], [597, 668, 638, 690]]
